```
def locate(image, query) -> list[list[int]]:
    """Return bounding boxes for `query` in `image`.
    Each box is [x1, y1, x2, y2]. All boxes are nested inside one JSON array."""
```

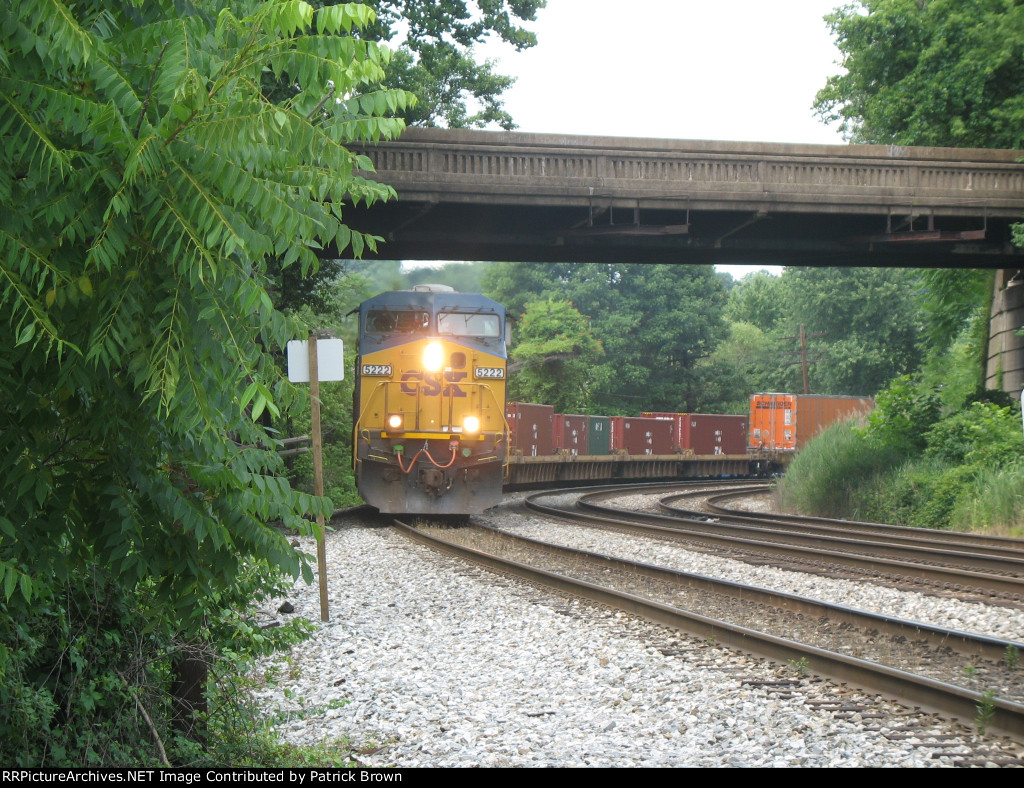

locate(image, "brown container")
[[641, 412, 747, 455], [748, 393, 874, 452], [506, 402, 555, 456], [688, 414, 748, 455], [641, 412, 688, 451], [554, 414, 589, 455], [611, 416, 674, 455]]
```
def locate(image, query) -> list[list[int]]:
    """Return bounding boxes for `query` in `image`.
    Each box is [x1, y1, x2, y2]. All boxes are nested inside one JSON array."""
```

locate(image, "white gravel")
[[251, 505, 1024, 768], [478, 500, 1024, 644]]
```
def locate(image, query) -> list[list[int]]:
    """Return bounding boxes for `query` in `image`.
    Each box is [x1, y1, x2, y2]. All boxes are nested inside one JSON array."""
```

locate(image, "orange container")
[[747, 393, 874, 452]]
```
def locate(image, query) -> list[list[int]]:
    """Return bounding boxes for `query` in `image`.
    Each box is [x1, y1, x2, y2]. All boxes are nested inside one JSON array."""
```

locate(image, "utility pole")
[[781, 324, 826, 394]]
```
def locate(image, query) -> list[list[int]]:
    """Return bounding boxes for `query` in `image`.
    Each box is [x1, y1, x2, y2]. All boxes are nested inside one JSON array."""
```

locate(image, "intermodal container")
[[506, 402, 554, 457], [554, 414, 589, 456], [641, 412, 748, 455], [748, 393, 874, 452], [689, 414, 748, 455], [588, 416, 611, 455], [611, 416, 675, 455], [641, 412, 688, 451]]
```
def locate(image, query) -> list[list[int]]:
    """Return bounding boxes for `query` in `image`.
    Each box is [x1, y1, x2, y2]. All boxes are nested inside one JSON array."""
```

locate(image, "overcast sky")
[[409, 1, 851, 276], [477, 0, 849, 145]]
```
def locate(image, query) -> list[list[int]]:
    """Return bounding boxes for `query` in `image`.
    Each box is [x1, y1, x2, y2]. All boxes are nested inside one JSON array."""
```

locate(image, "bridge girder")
[[339, 128, 1024, 268]]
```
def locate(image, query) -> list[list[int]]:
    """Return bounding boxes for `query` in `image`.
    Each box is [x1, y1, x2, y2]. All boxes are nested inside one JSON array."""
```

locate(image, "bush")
[[924, 401, 1024, 467], [776, 423, 902, 518], [862, 375, 942, 452]]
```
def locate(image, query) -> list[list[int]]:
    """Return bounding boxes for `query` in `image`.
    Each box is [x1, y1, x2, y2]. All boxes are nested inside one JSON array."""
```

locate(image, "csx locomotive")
[[353, 286, 508, 514]]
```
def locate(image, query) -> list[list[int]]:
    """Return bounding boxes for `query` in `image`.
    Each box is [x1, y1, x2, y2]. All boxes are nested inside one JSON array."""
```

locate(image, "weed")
[[788, 657, 810, 676], [975, 689, 997, 736], [963, 665, 978, 683], [1004, 645, 1020, 670]]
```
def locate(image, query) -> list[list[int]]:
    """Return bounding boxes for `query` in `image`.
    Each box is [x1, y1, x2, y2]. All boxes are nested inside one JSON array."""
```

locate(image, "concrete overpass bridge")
[[348, 127, 1024, 267], [345, 127, 1024, 392]]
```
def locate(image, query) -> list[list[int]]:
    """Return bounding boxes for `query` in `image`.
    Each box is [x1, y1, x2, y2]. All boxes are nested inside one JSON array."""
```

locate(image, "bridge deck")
[[347, 128, 1024, 266]]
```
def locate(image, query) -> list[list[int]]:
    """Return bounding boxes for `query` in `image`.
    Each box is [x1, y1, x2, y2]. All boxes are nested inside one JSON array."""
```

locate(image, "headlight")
[[422, 341, 444, 372], [463, 416, 480, 434], [387, 413, 404, 430]]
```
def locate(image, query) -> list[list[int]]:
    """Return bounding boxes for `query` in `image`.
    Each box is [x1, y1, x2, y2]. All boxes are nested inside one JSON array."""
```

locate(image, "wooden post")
[[308, 334, 330, 622], [799, 324, 809, 396]]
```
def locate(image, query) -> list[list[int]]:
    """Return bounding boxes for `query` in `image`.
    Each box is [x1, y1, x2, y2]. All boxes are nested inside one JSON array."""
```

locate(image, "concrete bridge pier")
[[986, 268, 1024, 396]]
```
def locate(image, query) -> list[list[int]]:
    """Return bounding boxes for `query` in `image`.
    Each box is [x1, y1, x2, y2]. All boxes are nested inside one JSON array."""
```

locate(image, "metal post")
[[309, 334, 329, 622]]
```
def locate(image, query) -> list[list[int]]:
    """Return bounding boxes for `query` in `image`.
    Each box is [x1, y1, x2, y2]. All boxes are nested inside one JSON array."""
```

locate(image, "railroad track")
[[539, 483, 1024, 603], [388, 481, 1024, 753]]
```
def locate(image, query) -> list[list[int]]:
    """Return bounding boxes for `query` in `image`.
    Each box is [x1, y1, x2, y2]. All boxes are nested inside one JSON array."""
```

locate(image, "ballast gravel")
[[478, 497, 1024, 643], [252, 506, 1023, 768]]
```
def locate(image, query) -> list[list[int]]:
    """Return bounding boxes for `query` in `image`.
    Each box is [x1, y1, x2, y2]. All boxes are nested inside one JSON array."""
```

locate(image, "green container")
[[588, 416, 611, 455]]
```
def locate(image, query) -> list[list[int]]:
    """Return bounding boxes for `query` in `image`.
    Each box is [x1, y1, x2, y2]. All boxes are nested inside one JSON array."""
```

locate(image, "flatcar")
[[352, 286, 508, 514]]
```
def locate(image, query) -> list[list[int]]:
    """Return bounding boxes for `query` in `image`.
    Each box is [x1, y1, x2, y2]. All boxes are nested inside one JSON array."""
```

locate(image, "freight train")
[[502, 395, 873, 489], [352, 286, 508, 514], [352, 288, 873, 513]]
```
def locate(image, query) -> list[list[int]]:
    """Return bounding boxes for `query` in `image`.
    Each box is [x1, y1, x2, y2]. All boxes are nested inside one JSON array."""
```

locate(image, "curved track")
[[549, 483, 1024, 602], [392, 481, 1024, 741]]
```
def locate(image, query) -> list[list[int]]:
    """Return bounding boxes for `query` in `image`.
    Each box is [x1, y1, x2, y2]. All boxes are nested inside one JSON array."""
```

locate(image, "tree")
[[484, 263, 730, 413], [0, 0, 411, 763], [815, 0, 1024, 148], [723, 270, 790, 331], [367, 0, 546, 129], [699, 321, 776, 413], [508, 299, 604, 412], [776, 267, 924, 395]]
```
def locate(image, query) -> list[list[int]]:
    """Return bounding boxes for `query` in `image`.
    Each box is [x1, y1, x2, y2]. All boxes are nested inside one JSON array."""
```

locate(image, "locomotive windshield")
[[366, 309, 430, 335], [437, 311, 501, 338]]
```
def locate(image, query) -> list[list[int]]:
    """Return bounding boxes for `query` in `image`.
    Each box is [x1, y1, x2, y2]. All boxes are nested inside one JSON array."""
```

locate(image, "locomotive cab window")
[[366, 310, 430, 335], [437, 311, 501, 338]]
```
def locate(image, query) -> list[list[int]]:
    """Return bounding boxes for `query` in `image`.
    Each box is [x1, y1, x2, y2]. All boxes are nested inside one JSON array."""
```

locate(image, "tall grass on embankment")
[[950, 461, 1024, 537], [775, 423, 903, 520], [777, 417, 1024, 536]]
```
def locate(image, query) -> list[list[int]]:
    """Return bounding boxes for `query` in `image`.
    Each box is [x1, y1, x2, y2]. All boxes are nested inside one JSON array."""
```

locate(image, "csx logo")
[[400, 370, 467, 397]]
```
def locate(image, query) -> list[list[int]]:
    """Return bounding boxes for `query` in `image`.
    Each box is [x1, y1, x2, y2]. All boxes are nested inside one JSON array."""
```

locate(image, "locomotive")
[[352, 286, 508, 514]]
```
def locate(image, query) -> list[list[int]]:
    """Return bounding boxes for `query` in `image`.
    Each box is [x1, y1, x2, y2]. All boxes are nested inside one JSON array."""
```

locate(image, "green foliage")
[[699, 321, 772, 414], [0, 0, 410, 764], [949, 460, 1024, 536], [816, 0, 1024, 148], [863, 375, 942, 451], [975, 688, 997, 736], [924, 401, 1024, 466], [366, 0, 547, 130], [779, 267, 924, 395], [787, 657, 811, 677], [918, 310, 992, 410], [786, 393, 1024, 532], [723, 270, 789, 331], [484, 263, 729, 413], [915, 269, 993, 349], [908, 462, 981, 529], [382, 45, 517, 129], [284, 269, 373, 509], [0, 558, 315, 766], [776, 423, 903, 518], [720, 267, 924, 400], [509, 299, 604, 412]]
